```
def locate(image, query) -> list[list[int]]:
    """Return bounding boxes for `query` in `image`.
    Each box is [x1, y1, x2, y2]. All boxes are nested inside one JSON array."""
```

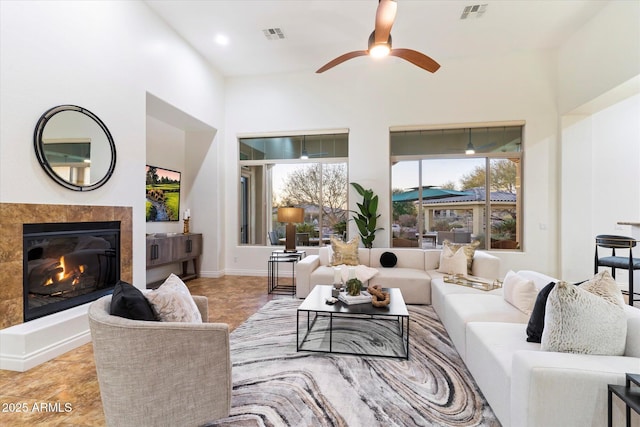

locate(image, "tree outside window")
[[239, 133, 348, 246]]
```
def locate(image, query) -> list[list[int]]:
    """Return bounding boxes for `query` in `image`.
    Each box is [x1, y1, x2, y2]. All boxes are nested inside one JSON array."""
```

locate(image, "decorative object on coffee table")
[[346, 277, 362, 296], [368, 284, 391, 307]]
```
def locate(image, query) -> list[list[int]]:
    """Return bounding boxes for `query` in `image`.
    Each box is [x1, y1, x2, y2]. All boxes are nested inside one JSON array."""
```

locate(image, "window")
[[239, 133, 348, 246], [390, 125, 522, 250]]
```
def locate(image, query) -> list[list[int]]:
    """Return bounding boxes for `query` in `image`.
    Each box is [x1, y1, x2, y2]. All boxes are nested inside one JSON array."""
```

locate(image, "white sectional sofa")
[[432, 270, 640, 427], [298, 247, 640, 426], [295, 246, 501, 304]]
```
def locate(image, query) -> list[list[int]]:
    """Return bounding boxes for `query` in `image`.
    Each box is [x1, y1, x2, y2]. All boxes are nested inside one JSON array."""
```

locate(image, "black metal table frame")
[[268, 250, 305, 295], [296, 308, 410, 360], [608, 373, 640, 427]]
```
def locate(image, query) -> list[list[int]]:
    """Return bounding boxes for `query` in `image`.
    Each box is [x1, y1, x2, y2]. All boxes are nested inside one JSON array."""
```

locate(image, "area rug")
[[207, 299, 500, 427]]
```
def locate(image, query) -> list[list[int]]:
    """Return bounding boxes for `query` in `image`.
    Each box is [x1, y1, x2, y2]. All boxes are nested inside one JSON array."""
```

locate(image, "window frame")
[[238, 130, 349, 247], [390, 121, 524, 251]]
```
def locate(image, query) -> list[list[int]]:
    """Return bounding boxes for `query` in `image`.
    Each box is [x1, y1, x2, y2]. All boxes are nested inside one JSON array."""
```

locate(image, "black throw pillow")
[[525, 282, 556, 343], [110, 281, 157, 321], [525, 280, 586, 343], [380, 251, 398, 268]]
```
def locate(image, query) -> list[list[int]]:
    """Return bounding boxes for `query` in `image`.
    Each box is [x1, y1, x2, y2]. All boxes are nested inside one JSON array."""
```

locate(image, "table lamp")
[[277, 207, 305, 252]]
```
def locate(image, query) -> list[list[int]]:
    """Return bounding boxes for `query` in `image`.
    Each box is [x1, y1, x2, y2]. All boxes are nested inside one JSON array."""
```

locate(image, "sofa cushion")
[[369, 268, 430, 305], [441, 294, 529, 358], [329, 236, 359, 266], [465, 322, 540, 425], [379, 251, 397, 268], [437, 245, 467, 275], [502, 270, 537, 315], [310, 265, 337, 287], [443, 239, 480, 274], [430, 277, 503, 321], [145, 274, 203, 323], [541, 280, 626, 355], [110, 280, 157, 321]]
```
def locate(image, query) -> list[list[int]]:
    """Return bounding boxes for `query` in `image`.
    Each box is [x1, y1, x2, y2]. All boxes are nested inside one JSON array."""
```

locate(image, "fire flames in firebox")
[[43, 256, 87, 290], [23, 221, 121, 321]]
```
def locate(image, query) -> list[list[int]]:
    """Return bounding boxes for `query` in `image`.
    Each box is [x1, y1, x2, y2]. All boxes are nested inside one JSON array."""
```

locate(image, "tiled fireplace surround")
[[0, 203, 132, 371]]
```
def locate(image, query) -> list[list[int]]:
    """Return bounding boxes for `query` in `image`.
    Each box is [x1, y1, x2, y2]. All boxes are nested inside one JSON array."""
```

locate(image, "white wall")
[[557, 0, 640, 114], [0, 1, 225, 288], [561, 94, 640, 282], [557, 0, 640, 282], [224, 51, 560, 278]]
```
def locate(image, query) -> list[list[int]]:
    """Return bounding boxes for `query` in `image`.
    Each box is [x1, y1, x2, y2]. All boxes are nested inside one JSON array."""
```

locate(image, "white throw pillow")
[[437, 245, 467, 275], [145, 273, 202, 323], [541, 280, 626, 355], [502, 270, 537, 315], [336, 264, 378, 283]]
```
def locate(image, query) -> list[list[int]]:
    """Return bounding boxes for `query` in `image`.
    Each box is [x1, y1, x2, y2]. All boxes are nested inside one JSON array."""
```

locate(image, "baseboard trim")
[[0, 303, 91, 372]]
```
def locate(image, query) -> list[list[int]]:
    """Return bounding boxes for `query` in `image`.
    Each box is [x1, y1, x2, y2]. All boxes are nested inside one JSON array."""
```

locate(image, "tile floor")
[[0, 276, 285, 426]]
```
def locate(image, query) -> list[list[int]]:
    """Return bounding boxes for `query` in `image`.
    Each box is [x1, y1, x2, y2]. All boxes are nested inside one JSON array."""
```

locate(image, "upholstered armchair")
[[88, 295, 231, 427]]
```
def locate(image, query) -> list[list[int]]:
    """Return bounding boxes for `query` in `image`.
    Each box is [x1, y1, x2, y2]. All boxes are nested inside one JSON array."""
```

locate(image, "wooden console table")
[[146, 233, 202, 288]]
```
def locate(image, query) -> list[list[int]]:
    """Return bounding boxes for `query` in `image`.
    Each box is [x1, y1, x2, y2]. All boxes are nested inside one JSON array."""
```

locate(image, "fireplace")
[[23, 221, 121, 321]]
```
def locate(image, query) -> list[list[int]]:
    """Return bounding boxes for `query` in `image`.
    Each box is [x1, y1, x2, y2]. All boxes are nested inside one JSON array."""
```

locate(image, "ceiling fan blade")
[[374, 0, 397, 44], [389, 48, 441, 73], [316, 50, 368, 73]]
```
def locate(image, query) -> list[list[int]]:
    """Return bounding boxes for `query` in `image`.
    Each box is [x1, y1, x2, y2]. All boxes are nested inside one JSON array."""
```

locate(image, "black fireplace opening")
[[23, 221, 121, 322]]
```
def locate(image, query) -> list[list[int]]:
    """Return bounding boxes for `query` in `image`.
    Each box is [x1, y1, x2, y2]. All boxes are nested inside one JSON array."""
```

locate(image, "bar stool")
[[595, 235, 640, 306]]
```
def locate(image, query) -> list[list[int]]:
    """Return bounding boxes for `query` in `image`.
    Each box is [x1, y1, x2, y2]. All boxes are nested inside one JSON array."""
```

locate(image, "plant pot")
[[346, 278, 362, 296]]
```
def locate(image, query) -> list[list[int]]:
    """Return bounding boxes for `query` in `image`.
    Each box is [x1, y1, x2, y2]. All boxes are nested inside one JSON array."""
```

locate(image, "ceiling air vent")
[[262, 28, 285, 40], [460, 4, 488, 19]]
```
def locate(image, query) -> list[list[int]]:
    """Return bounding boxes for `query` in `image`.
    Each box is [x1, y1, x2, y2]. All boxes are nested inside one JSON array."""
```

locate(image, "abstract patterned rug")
[[208, 299, 500, 427]]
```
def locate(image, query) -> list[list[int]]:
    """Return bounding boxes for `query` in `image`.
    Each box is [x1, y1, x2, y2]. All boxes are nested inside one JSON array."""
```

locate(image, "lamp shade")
[[277, 207, 304, 223]]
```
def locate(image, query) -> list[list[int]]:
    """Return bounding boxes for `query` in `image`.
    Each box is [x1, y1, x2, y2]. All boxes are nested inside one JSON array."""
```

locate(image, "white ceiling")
[[145, 0, 610, 77]]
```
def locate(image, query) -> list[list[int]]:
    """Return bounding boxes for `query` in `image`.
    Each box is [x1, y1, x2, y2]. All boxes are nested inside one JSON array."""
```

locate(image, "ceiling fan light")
[[370, 44, 391, 58]]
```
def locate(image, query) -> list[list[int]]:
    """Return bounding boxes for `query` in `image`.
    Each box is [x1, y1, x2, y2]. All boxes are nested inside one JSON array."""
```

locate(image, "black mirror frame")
[[34, 105, 117, 191]]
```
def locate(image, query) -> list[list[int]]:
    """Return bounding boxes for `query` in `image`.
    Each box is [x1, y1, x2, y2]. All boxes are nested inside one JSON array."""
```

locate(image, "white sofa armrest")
[[471, 251, 500, 280], [296, 255, 320, 298], [511, 350, 640, 427]]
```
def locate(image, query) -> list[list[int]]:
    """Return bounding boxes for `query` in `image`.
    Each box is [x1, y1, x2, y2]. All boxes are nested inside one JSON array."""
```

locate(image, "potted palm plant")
[[350, 182, 383, 249]]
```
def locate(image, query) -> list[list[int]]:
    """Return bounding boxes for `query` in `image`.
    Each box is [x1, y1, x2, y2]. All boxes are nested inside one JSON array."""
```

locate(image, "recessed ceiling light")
[[215, 34, 229, 46]]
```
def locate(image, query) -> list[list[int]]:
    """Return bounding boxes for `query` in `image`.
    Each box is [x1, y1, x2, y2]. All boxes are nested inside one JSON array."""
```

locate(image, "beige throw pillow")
[[437, 245, 467, 275], [580, 270, 625, 306], [541, 279, 626, 355], [330, 235, 360, 266], [145, 274, 202, 323], [443, 239, 480, 274], [502, 270, 537, 315]]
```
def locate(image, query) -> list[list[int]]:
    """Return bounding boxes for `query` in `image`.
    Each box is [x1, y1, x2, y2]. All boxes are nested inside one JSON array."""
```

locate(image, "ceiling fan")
[[316, 0, 440, 74]]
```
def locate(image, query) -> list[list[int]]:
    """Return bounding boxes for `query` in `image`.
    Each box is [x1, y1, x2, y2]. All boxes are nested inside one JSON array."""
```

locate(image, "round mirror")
[[34, 105, 116, 191]]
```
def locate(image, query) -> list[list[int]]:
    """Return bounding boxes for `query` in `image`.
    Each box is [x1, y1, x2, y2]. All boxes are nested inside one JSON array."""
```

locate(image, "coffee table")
[[297, 285, 409, 359]]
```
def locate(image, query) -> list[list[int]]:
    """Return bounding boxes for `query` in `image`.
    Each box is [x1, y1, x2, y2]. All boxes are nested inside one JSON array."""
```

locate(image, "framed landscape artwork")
[[145, 165, 181, 222]]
